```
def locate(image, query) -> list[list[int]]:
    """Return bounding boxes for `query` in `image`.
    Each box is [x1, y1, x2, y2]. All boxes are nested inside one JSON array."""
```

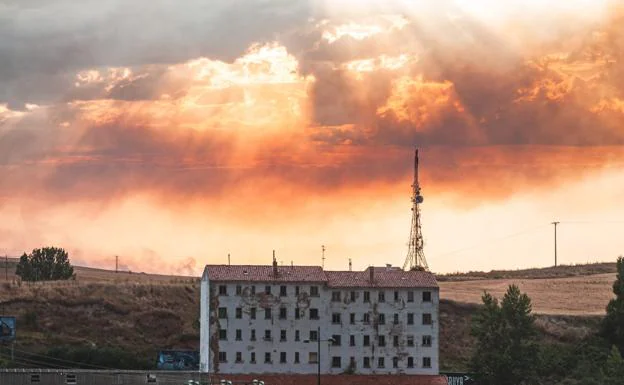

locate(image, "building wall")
[[199, 274, 210, 372], [200, 278, 439, 375]]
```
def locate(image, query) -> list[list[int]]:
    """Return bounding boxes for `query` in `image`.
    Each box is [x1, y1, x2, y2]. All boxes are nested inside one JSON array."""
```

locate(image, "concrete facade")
[[200, 264, 439, 376]]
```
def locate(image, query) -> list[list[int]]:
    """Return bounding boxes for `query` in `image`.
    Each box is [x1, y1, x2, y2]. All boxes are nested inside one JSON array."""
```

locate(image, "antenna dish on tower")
[[403, 148, 429, 271]]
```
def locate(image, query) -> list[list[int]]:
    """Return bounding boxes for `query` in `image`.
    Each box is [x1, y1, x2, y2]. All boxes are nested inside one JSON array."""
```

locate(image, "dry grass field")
[[440, 273, 616, 315]]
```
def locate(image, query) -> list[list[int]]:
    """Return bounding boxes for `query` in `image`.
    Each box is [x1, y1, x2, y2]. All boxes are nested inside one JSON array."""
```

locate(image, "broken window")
[[350, 313, 355, 324], [422, 335, 432, 347], [219, 285, 227, 295], [251, 329, 256, 341], [363, 291, 370, 302], [393, 335, 399, 347], [279, 307, 287, 320], [219, 329, 227, 340], [423, 291, 432, 302], [295, 307, 301, 319], [235, 329, 242, 341], [363, 357, 371, 368], [423, 357, 431, 368], [218, 307, 227, 319], [378, 357, 385, 368], [265, 352, 271, 364], [280, 285, 287, 296], [295, 352, 300, 363], [280, 352, 287, 363], [393, 357, 399, 368], [332, 335, 341, 346], [250, 307, 256, 319], [394, 291, 399, 302], [295, 286, 300, 296], [236, 285, 242, 295], [281, 330, 287, 342], [218, 352, 227, 363], [236, 352, 242, 363], [407, 357, 414, 368], [363, 313, 370, 324], [331, 291, 341, 302], [310, 286, 319, 297], [265, 308, 272, 320], [309, 352, 318, 364], [378, 291, 385, 302], [331, 313, 341, 324], [407, 313, 414, 325], [264, 330, 271, 341], [378, 313, 385, 325], [378, 335, 386, 347], [350, 291, 356, 302], [407, 335, 414, 347], [332, 357, 341, 368], [310, 308, 319, 320], [236, 308, 242, 319], [309, 330, 318, 341], [393, 313, 399, 324], [423, 313, 432, 325], [265, 285, 271, 294], [295, 330, 300, 341], [250, 352, 256, 363], [363, 335, 370, 346], [350, 335, 355, 346], [407, 291, 414, 302]]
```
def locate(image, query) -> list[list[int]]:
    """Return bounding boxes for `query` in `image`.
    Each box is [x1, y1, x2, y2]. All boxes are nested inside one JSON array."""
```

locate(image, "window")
[[350, 335, 355, 346], [393, 335, 399, 347], [250, 307, 256, 319], [251, 285, 256, 295], [378, 357, 385, 368], [350, 313, 355, 324], [310, 330, 318, 341], [363, 357, 371, 368], [295, 330, 300, 341], [236, 308, 242, 319], [280, 352, 287, 363], [423, 335, 432, 347], [378, 335, 386, 347], [236, 329, 242, 341], [251, 352, 256, 363], [264, 330, 272, 341], [281, 330, 287, 342], [363, 335, 370, 346], [295, 286, 300, 296], [407, 313, 414, 325], [251, 330, 256, 341], [407, 357, 414, 368], [423, 357, 431, 368], [407, 335, 414, 347], [218, 307, 227, 319], [280, 285, 287, 296], [378, 313, 385, 325], [236, 352, 242, 363], [66, 374, 76, 385], [265, 308, 272, 320], [332, 313, 341, 324], [219, 329, 227, 340], [219, 285, 227, 295], [295, 307, 301, 319], [265, 285, 272, 294], [363, 291, 370, 302], [423, 313, 432, 325], [350, 291, 356, 302], [236, 285, 242, 295], [279, 307, 287, 320], [332, 335, 341, 346], [332, 291, 341, 302], [423, 291, 432, 302], [332, 357, 341, 368], [310, 308, 319, 320], [295, 352, 300, 363], [265, 352, 271, 364], [310, 286, 319, 297], [309, 352, 318, 364], [394, 291, 399, 302], [378, 291, 385, 302], [219, 352, 227, 363], [31, 374, 41, 383], [407, 291, 414, 302], [393, 357, 399, 368], [363, 313, 370, 324], [393, 313, 399, 324]]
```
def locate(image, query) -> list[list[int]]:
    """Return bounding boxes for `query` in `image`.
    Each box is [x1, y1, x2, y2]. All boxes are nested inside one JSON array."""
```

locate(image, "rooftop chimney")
[[369, 266, 374, 283], [272, 250, 278, 278]]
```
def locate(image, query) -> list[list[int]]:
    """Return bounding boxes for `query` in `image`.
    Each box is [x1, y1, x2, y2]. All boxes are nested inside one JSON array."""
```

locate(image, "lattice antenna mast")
[[403, 148, 429, 271]]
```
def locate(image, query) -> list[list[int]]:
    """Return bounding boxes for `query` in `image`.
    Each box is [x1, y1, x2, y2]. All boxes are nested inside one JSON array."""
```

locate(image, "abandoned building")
[[199, 260, 439, 376]]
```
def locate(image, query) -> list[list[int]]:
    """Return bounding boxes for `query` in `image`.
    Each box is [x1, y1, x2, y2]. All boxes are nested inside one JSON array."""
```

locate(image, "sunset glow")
[[1, 0, 624, 275]]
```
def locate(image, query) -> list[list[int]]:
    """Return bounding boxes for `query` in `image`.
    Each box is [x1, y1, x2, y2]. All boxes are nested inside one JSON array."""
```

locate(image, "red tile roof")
[[203, 265, 327, 283], [209, 374, 448, 385], [203, 265, 438, 288], [327, 267, 438, 288]]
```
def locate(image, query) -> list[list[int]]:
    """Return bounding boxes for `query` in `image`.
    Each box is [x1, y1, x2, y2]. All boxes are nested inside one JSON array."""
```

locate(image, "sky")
[[1, 0, 623, 275]]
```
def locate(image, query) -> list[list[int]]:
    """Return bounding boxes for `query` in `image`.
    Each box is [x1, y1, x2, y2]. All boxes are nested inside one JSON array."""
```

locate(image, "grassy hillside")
[[436, 262, 617, 281]]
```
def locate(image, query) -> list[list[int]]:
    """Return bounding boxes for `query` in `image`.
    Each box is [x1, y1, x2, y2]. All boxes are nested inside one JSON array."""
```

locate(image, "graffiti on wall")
[[0, 317, 16, 342], [157, 350, 199, 370]]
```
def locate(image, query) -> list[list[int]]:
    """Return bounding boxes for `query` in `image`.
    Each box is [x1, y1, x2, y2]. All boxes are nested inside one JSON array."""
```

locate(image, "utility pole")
[[552, 221, 559, 267], [321, 246, 325, 269], [115, 256, 118, 273], [5, 255, 7, 281]]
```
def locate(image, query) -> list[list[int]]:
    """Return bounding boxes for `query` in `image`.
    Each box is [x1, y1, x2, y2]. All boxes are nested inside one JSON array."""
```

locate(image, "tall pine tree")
[[602, 256, 624, 354]]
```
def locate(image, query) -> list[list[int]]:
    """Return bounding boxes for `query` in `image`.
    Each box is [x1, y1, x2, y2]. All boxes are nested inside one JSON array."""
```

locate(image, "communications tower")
[[403, 148, 429, 271]]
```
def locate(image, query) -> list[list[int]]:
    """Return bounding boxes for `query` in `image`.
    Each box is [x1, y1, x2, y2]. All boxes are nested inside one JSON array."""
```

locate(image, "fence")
[[0, 370, 263, 385]]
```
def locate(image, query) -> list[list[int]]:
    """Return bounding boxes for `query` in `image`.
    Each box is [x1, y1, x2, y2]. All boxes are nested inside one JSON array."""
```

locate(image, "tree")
[[603, 345, 624, 385], [470, 284, 538, 385], [602, 256, 624, 354], [15, 247, 75, 281]]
